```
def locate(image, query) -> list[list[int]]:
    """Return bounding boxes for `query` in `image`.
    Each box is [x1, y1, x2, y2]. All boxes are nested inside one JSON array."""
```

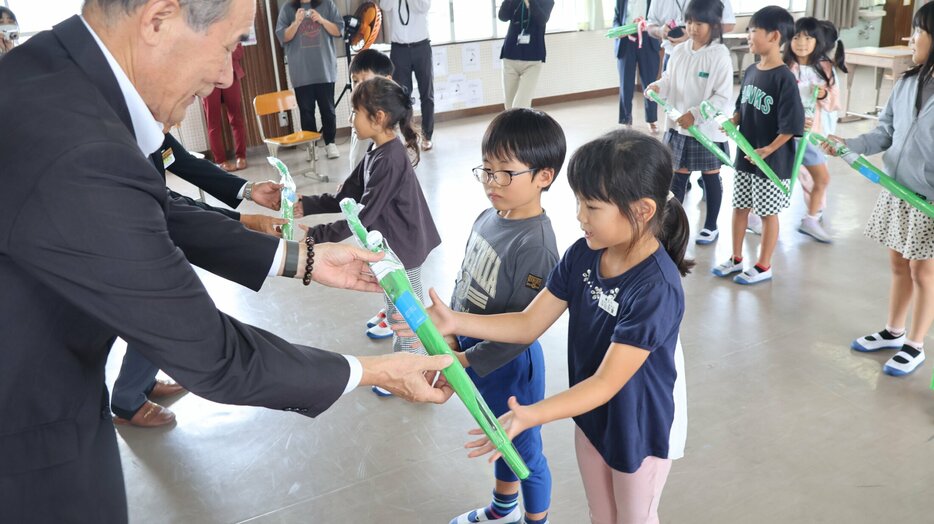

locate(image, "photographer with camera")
[[0, 7, 18, 56], [275, 0, 345, 160]]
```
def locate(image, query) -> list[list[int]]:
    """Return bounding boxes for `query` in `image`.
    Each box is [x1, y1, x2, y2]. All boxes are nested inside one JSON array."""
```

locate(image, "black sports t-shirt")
[[734, 64, 804, 180]]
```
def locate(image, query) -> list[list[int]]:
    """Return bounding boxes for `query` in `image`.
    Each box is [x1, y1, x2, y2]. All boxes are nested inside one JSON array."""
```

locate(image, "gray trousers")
[[390, 40, 434, 140], [110, 346, 159, 420]]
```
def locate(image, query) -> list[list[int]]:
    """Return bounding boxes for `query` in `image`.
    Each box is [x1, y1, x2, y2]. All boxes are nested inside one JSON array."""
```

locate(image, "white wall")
[[176, 29, 622, 151]]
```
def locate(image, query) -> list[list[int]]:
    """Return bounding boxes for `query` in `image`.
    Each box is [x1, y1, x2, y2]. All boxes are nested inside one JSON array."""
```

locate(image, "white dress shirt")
[[380, 0, 431, 44], [80, 17, 364, 395]]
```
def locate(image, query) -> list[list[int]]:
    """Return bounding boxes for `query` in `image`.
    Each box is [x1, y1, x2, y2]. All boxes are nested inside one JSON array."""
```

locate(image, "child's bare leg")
[[757, 214, 780, 268], [805, 164, 830, 217], [732, 208, 751, 258], [888, 250, 913, 331]]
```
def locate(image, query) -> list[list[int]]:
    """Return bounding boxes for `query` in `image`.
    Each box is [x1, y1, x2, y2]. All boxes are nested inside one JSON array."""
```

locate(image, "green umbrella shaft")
[[339, 198, 531, 480], [268, 157, 297, 240], [700, 101, 788, 195], [606, 23, 639, 38], [790, 87, 820, 190], [645, 91, 733, 168]]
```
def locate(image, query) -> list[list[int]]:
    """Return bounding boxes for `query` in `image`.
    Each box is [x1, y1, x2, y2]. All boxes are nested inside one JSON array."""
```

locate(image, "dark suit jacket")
[[157, 132, 246, 219], [0, 16, 351, 522]]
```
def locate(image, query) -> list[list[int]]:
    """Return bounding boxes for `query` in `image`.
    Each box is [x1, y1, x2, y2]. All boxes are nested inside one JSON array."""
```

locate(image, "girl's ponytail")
[[397, 93, 421, 167], [832, 40, 848, 75], [351, 77, 422, 166], [661, 195, 695, 277]]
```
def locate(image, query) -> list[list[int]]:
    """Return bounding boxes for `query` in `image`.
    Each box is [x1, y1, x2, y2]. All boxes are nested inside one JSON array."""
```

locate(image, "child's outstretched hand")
[[820, 134, 846, 156], [465, 396, 538, 463], [292, 197, 304, 219], [390, 287, 458, 339]]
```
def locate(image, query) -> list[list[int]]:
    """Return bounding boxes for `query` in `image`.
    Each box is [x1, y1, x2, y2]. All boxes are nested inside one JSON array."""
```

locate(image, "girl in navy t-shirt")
[[421, 129, 692, 523]]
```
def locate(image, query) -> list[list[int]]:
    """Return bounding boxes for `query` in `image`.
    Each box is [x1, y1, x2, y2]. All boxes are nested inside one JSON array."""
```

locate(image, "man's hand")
[[310, 242, 384, 292], [644, 83, 660, 97], [293, 197, 305, 219], [250, 181, 282, 210], [358, 353, 455, 403], [676, 112, 695, 129], [309, 9, 323, 23], [240, 214, 287, 236], [294, 8, 306, 24], [804, 116, 814, 131]]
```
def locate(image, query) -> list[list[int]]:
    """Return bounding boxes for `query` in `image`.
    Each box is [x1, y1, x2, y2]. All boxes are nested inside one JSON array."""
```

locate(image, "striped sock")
[[485, 491, 519, 520]]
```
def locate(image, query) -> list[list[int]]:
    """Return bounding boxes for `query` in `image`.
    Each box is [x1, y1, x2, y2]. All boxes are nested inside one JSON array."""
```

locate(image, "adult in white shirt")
[[380, 0, 435, 149], [646, 0, 735, 66]]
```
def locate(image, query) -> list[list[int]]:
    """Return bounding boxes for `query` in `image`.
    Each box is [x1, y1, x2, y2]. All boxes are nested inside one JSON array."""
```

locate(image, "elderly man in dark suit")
[[0, 0, 453, 521]]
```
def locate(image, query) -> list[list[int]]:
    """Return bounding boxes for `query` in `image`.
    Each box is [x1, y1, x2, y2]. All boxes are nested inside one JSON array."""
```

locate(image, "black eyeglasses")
[[472, 165, 538, 187]]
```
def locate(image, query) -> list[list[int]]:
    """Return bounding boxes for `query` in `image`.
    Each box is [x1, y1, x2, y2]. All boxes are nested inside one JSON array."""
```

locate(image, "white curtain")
[[808, 0, 861, 31]]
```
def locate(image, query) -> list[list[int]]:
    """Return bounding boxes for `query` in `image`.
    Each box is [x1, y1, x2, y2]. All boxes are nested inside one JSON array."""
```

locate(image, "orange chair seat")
[[264, 131, 322, 146]]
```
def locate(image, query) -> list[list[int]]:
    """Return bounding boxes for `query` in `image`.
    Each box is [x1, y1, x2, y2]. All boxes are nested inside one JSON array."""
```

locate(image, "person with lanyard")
[[614, 0, 663, 134], [498, 0, 555, 110], [647, 0, 735, 69], [380, 0, 435, 150]]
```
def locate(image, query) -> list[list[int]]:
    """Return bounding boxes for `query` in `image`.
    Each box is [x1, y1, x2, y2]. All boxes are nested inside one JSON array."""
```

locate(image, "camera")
[[1, 24, 19, 41]]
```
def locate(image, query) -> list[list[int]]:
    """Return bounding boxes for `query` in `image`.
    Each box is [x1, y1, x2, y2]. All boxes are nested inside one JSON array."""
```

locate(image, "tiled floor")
[[112, 91, 934, 523]]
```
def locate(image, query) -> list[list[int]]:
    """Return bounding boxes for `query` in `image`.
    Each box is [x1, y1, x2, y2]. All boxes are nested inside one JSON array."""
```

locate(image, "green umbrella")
[[340, 198, 531, 480], [790, 86, 820, 190], [646, 90, 734, 168], [699, 101, 789, 195]]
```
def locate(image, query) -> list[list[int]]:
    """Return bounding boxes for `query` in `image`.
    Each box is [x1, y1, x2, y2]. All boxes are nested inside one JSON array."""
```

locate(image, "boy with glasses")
[[447, 108, 566, 524]]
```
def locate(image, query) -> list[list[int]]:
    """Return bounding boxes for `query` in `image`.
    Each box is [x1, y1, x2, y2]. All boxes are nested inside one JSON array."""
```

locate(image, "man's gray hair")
[[85, 0, 232, 31]]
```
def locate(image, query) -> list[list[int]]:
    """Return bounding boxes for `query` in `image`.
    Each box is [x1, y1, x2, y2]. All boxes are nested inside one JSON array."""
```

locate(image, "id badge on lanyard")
[[517, 1, 530, 45]]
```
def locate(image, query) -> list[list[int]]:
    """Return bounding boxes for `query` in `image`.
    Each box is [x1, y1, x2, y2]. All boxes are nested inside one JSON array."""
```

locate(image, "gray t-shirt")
[[451, 208, 559, 377], [275, 1, 344, 86]]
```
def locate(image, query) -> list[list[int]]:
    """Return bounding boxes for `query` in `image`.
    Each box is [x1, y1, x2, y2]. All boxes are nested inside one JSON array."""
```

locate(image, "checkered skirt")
[[664, 129, 729, 172]]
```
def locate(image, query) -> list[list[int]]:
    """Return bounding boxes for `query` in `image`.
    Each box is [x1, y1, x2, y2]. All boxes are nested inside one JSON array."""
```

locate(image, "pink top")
[[789, 60, 840, 135]]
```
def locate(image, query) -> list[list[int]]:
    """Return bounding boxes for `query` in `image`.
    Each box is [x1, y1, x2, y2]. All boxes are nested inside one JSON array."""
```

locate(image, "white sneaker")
[[851, 330, 905, 352], [366, 308, 387, 328], [371, 386, 394, 397], [449, 506, 521, 524], [883, 345, 925, 376], [366, 321, 393, 339], [696, 228, 719, 245], [733, 266, 772, 285], [712, 257, 743, 277], [798, 217, 832, 243], [746, 213, 762, 235], [325, 143, 340, 159], [421, 137, 433, 151]]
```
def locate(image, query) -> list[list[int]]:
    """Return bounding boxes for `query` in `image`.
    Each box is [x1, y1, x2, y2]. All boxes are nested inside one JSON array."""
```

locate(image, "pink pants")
[[202, 76, 247, 163], [574, 427, 672, 524]]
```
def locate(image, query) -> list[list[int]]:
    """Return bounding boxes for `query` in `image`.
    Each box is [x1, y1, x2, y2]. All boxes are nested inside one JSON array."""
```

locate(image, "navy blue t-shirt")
[[734, 64, 804, 180], [547, 238, 688, 473]]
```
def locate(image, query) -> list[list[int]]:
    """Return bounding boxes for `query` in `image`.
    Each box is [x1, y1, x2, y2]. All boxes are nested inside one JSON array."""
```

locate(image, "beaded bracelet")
[[302, 236, 315, 286]]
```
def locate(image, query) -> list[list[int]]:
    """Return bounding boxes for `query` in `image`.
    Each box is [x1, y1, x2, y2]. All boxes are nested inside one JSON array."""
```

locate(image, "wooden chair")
[[253, 90, 327, 182]]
